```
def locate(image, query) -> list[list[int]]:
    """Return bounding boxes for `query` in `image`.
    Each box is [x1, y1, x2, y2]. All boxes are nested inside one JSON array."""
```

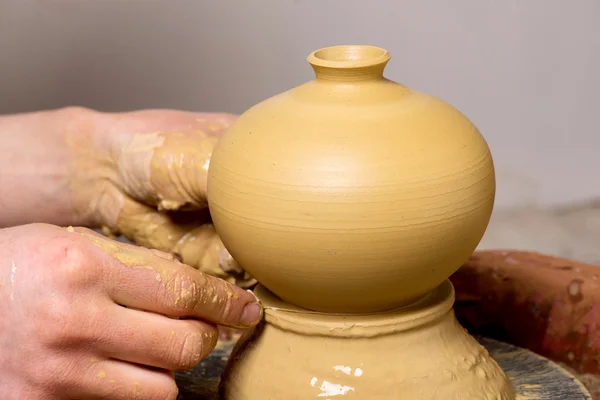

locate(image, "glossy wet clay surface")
[[174, 336, 590, 399]]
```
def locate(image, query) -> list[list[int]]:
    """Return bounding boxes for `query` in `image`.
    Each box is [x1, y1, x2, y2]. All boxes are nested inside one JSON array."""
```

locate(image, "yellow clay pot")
[[207, 45, 495, 313]]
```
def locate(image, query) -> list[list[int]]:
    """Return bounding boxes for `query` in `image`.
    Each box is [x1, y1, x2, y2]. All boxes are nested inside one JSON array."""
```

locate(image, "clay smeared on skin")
[[71, 227, 242, 311], [68, 226, 262, 329], [64, 115, 255, 287], [116, 132, 166, 205], [117, 129, 219, 211], [64, 116, 123, 229], [106, 196, 255, 287]]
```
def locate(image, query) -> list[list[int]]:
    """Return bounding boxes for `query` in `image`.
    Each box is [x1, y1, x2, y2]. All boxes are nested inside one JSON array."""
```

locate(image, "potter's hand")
[[0, 223, 261, 399], [65, 108, 255, 287]]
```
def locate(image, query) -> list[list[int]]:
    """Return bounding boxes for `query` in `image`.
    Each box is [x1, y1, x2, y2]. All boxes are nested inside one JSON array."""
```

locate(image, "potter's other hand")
[[69, 108, 254, 286], [0, 224, 262, 399]]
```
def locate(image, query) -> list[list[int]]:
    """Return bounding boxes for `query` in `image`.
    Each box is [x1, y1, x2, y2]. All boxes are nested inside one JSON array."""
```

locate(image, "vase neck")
[[307, 45, 390, 82]]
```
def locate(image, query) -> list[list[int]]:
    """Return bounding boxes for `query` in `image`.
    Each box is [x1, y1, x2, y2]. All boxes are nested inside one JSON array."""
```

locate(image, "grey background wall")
[[1, 0, 599, 211]]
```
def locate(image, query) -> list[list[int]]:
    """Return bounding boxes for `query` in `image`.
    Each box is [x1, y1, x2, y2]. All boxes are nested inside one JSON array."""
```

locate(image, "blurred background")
[[1, 0, 599, 261]]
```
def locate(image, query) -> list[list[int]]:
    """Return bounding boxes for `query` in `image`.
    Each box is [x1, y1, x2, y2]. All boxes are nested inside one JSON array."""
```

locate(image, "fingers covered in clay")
[[106, 196, 256, 287], [65, 110, 251, 285], [99, 306, 218, 371], [0, 222, 224, 399], [74, 228, 262, 328], [116, 116, 235, 211]]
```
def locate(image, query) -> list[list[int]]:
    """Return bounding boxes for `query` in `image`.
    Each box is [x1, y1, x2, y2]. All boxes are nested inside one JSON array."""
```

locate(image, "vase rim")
[[307, 45, 391, 70], [255, 280, 455, 338]]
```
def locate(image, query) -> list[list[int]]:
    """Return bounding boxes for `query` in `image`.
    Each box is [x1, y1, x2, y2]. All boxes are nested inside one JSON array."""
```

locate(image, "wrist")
[[0, 107, 101, 227]]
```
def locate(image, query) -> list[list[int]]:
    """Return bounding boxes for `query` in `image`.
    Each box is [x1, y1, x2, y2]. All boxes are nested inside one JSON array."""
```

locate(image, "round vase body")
[[207, 45, 495, 313], [220, 282, 515, 399]]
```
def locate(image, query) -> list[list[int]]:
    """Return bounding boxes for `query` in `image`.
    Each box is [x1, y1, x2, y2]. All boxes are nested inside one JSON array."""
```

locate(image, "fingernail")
[[240, 302, 263, 326]]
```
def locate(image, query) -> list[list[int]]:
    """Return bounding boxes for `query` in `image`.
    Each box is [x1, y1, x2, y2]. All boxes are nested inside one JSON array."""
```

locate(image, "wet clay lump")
[[221, 282, 514, 399]]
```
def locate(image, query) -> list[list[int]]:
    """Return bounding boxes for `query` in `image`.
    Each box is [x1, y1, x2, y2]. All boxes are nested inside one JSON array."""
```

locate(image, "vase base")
[[220, 280, 515, 399]]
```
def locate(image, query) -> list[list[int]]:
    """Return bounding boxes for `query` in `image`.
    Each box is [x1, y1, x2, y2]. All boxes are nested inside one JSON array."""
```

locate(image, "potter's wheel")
[[174, 336, 591, 400]]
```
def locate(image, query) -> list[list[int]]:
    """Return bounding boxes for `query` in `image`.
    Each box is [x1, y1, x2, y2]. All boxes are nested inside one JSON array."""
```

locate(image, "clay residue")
[[73, 227, 173, 275], [64, 115, 255, 287], [514, 384, 542, 400], [69, 227, 260, 327], [116, 132, 165, 205], [149, 130, 218, 211], [64, 117, 123, 229], [117, 129, 219, 211], [105, 195, 255, 287]]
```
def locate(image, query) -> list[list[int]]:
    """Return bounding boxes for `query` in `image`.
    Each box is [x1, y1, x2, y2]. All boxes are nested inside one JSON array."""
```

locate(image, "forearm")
[[0, 107, 97, 227]]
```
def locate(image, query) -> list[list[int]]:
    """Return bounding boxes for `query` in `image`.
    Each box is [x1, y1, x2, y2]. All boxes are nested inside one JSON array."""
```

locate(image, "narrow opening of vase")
[[307, 45, 390, 82]]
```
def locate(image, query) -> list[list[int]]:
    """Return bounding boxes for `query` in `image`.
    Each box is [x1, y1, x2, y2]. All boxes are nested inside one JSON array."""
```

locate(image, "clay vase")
[[209, 45, 514, 399], [207, 45, 496, 314]]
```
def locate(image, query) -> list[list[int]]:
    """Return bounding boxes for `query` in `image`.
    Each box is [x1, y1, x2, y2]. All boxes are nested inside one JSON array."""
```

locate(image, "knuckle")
[[158, 269, 241, 323], [44, 235, 91, 284], [220, 294, 238, 322], [31, 235, 99, 348], [173, 326, 218, 370], [160, 271, 201, 314], [29, 355, 77, 393], [211, 280, 239, 322], [35, 299, 76, 347]]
